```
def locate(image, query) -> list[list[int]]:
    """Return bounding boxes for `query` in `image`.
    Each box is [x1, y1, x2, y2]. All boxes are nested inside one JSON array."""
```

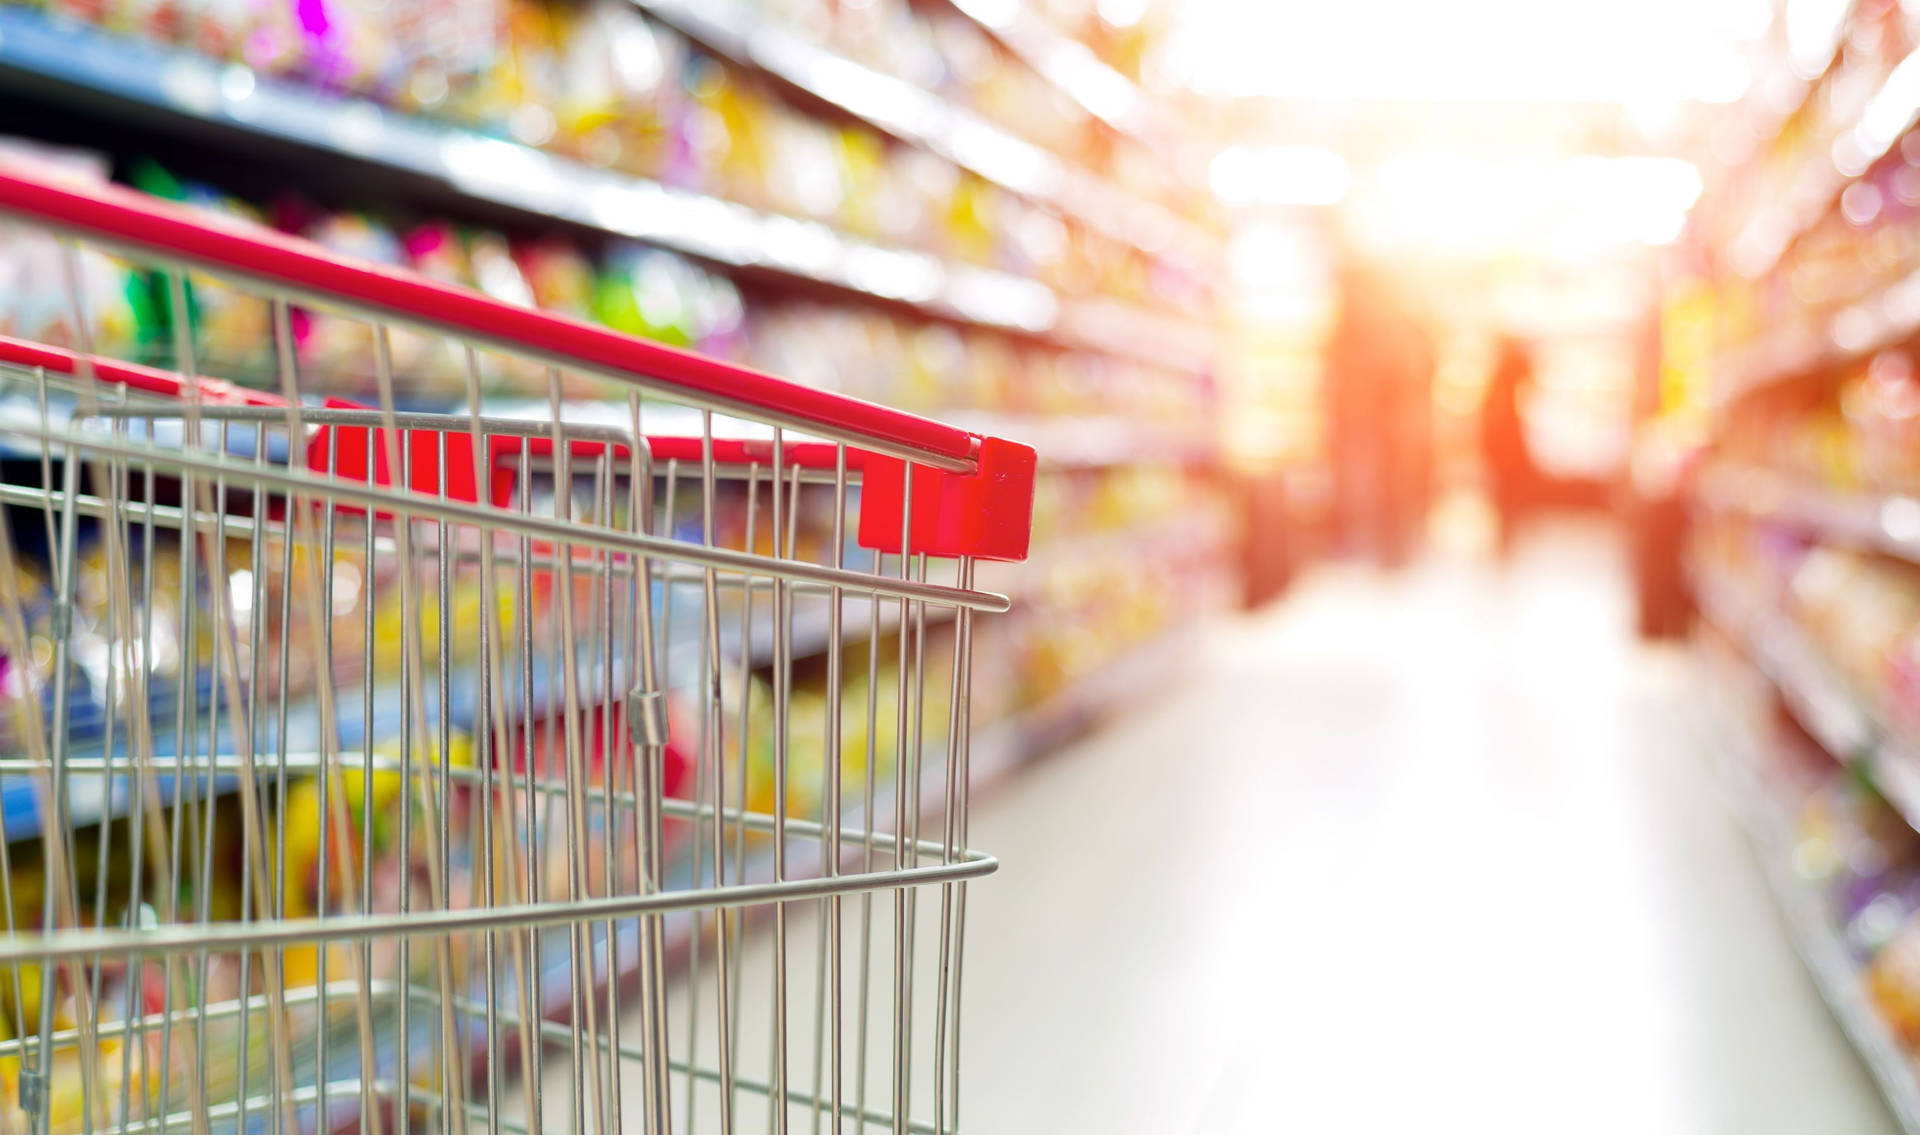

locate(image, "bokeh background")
[[4, 0, 1920, 1130]]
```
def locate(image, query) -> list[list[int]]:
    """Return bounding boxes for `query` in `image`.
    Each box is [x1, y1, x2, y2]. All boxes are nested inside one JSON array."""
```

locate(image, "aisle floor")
[[957, 521, 1897, 1133]]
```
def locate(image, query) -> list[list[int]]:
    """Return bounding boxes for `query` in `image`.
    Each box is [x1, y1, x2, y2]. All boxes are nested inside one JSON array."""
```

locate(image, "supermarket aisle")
[[956, 521, 1895, 1134]]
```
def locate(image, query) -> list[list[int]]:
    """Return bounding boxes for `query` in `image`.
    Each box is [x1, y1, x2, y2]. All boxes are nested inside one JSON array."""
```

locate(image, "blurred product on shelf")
[[1693, 512, 1920, 735], [1670, 3, 1920, 1118], [0, 152, 1205, 425], [0, 0, 1213, 316], [1712, 348, 1920, 499]]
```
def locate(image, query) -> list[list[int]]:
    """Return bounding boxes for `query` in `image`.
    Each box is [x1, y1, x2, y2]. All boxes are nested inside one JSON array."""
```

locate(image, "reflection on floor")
[[958, 520, 1896, 1133]]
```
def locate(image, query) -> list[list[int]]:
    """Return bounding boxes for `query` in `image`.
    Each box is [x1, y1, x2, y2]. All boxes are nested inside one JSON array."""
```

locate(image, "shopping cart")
[[0, 162, 1034, 1135]]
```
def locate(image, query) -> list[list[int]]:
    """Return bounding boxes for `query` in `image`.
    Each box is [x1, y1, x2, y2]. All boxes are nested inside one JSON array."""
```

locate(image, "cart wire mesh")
[[0, 164, 1033, 1135]]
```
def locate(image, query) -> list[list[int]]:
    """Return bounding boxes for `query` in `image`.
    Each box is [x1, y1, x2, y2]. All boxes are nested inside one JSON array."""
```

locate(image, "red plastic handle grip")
[[859, 437, 1036, 561], [0, 165, 981, 469], [306, 422, 1039, 562]]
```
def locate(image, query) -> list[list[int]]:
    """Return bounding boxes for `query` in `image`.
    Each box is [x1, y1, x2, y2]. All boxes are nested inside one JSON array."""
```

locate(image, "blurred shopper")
[[1325, 260, 1434, 565], [1480, 334, 1538, 556]]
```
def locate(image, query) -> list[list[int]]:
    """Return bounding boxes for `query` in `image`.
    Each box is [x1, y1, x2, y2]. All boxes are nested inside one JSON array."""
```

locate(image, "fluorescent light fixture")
[[1228, 222, 1325, 291], [1356, 152, 1701, 252], [1836, 48, 1920, 176], [1210, 146, 1350, 207]]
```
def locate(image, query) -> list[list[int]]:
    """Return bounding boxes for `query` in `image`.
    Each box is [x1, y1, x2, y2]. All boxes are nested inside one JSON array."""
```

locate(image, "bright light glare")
[[1210, 146, 1350, 207], [1163, 0, 1760, 103], [1357, 153, 1702, 253], [1229, 222, 1323, 291], [1785, 0, 1851, 76], [1835, 49, 1920, 174], [1228, 221, 1331, 325], [1096, 0, 1149, 30]]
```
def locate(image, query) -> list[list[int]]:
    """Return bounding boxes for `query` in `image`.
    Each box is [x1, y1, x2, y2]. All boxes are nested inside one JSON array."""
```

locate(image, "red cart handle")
[[0, 166, 980, 467], [0, 161, 1038, 561]]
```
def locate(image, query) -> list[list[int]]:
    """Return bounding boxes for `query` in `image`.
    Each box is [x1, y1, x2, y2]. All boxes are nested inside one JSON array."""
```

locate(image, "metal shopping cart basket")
[[0, 162, 1034, 1135]]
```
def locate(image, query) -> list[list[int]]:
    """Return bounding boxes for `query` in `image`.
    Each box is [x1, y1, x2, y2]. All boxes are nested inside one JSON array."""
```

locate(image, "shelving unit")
[[1694, 575, 1920, 832], [930, 0, 1158, 145], [1695, 463, 1920, 567], [626, 0, 1216, 271], [1723, 31, 1920, 285], [0, 7, 1218, 374], [1670, 5, 1920, 1120], [1713, 701, 1920, 1135]]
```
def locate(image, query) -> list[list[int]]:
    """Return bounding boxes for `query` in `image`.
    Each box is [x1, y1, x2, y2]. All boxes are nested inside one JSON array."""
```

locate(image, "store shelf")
[[1695, 462, 1920, 568], [1715, 269, 1920, 406], [627, 0, 1216, 272], [1694, 574, 1920, 834], [1707, 676, 1920, 1135], [970, 620, 1196, 786], [932, 0, 1155, 144], [1684, 6, 1920, 1126], [1745, 796, 1920, 1134], [0, 7, 1212, 374], [1729, 39, 1920, 283]]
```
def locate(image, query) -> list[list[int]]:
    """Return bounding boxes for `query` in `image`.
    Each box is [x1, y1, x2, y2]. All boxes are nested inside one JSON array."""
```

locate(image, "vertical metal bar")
[[891, 464, 916, 1135], [770, 430, 792, 1135], [34, 245, 110, 1135], [516, 437, 546, 1135], [618, 392, 671, 1135], [378, 336, 418, 1133], [697, 411, 735, 1135], [592, 448, 623, 1135], [316, 418, 339, 1132], [726, 464, 761, 1130], [270, 296, 380, 1135], [463, 347, 533, 1135], [854, 546, 881, 1126], [437, 429, 458, 1131], [901, 551, 929, 1128], [192, 417, 227, 1125], [824, 445, 848, 1135], [932, 556, 971, 1135], [947, 559, 975, 1135], [544, 369, 610, 1135], [33, 401, 85, 1135], [270, 410, 299, 1135]]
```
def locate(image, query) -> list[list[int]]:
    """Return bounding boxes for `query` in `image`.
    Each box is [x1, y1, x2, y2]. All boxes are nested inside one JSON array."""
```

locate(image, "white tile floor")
[[539, 521, 1894, 1134], [954, 521, 1898, 1133]]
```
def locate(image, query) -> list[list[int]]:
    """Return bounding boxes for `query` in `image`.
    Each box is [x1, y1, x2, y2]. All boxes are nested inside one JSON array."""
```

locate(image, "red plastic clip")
[[303, 409, 1035, 565], [306, 418, 486, 512], [856, 436, 1035, 563]]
